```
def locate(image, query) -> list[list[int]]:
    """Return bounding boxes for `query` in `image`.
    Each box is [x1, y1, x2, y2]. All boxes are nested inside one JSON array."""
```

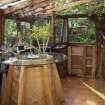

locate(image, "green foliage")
[[31, 22, 50, 41], [20, 22, 30, 47], [31, 22, 51, 53], [54, 0, 105, 15], [54, 18, 96, 43], [53, 0, 65, 9], [5, 19, 30, 48], [4, 19, 17, 48], [69, 18, 96, 43]]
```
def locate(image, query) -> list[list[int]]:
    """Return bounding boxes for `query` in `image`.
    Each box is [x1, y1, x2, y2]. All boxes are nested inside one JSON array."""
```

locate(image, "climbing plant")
[[4, 19, 17, 48], [53, 0, 105, 15], [69, 18, 96, 43]]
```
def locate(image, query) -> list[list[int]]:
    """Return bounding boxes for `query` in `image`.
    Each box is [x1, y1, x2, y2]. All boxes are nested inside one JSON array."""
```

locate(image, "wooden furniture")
[[68, 43, 96, 79], [52, 44, 68, 77], [1, 56, 64, 105]]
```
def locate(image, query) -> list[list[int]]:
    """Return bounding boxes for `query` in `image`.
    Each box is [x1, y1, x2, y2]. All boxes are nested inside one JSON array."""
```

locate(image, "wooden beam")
[[15, 0, 52, 15], [4, 0, 31, 14], [56, 14, 89, 19], [56, 13, 105, 19], [0, 0, 16, 4], [51, 11, 56, 44], [4, 0, 50, 15], [0, 9, 5, 45]]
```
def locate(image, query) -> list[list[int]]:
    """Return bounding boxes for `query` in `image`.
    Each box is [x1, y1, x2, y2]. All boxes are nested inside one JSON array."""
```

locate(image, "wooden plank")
[[1, 65, 14, 105], [4, 0, 50, 14], [92, 46, 96, 79], [68, 46, 72, 74], [1, 61, 64, 105], [68, 44, 96, 78], [4, 0, 31, 14], [51, 11, 56, 44], [0, 10, 5, 45], [17, 66, 25, 105], [14, 0, 52, 14], [0, 0, 16, 4], [83, 46, 86, 76]]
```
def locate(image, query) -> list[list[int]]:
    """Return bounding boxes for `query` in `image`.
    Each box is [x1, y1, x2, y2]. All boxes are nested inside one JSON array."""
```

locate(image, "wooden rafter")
[[14, 1, 53, 15], [0, 0, 17, 4], [2, 0, 53, 19], [4, 0, 31, 14], [4, 0, 51, 15]]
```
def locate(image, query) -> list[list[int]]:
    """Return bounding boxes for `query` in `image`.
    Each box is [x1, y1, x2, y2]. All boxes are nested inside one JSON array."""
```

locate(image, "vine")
[[53, 0, 105, 15]]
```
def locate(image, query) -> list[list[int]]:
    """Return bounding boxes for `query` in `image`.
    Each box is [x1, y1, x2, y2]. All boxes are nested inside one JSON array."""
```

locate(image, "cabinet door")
[[68, 46, 84, 76], [68, 45, 96, 78]]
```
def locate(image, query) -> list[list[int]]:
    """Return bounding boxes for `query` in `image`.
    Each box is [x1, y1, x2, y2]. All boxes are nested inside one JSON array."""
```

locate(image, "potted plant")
[[31, 22, 51, 56]]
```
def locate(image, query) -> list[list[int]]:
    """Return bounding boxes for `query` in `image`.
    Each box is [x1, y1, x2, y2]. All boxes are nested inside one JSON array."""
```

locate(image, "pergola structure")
[[0, 0, 54, 45], [0, 0, 53, 17], [1, 1, 105, 105], [0, 0, 93, 45], [1, 0, 105, 79]]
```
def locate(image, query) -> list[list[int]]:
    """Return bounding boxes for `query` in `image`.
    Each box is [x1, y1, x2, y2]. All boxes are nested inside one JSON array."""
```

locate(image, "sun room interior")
[[0, 0, 105, 105]]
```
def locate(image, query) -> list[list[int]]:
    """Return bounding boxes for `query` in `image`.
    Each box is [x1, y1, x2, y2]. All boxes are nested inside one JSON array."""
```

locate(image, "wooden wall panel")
[[68, 44, 96, 78]]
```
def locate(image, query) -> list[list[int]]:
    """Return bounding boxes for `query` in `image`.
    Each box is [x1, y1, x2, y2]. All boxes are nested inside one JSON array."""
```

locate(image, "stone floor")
[[0, 77, 105, 105], [61, 77, 105, 105]]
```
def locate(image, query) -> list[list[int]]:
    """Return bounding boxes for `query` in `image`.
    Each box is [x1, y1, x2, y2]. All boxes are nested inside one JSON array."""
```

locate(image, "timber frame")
[[0, 0, 105, 79], [0, 9, 5, 45], [0, 0, 93, 45]]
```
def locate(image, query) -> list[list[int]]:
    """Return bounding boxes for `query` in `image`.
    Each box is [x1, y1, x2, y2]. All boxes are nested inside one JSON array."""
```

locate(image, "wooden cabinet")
[[1, 60, 64, 105], [68, 44, 96, 78]]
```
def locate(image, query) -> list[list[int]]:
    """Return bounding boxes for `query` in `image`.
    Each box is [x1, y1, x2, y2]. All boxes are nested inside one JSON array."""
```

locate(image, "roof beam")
[[4, 0, 31, 14], [14, 0, 51, 14], [4, 0, 50, 15], [0, 0, 17, 4]]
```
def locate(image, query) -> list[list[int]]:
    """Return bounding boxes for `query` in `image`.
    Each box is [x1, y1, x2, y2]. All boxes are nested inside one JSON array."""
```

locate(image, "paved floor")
[[62, 77, 105, 105], [0, 77, 105, 105]]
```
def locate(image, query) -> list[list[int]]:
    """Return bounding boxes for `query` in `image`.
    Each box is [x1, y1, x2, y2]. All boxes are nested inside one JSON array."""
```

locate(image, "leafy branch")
[[54, 0, 105, 15], [31, 23, 51, 53]]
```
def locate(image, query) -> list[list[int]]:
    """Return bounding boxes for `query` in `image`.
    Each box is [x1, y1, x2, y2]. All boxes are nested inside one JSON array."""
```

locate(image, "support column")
[[51, 11, 56, 44], [0, 10, 5, 45]]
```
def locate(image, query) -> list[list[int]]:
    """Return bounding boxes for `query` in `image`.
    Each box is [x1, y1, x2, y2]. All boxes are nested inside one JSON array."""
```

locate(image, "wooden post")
[[60, 19, 65, 43], [0, 10, 5, 45], [51, 11, 56, 44], [16, 21, 23, 44], [30, 21, 34, 47], [66, 18, 69, 43]]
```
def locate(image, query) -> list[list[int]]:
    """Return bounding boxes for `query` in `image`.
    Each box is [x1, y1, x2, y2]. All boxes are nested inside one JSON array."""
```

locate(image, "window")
[[4, 19, 30, 48], [68, 18, 96, 43]]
